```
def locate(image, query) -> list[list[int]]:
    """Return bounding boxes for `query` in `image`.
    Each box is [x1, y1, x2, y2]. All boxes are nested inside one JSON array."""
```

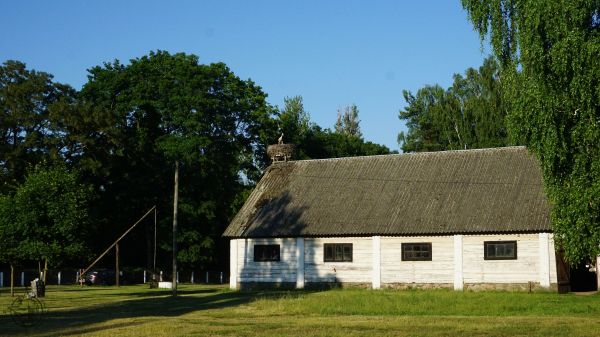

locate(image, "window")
[[324, 243, 353, 262], [484, 241, 517, 260], [253, 244, 280, 262], [401, 243, 432, 261]]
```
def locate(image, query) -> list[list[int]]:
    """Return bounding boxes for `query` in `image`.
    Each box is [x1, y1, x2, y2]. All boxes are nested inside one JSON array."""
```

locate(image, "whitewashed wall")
[[381, 236, 454, 284], [548, 235, 558, 283], [462, 233, 556, 284], [231, 233, 558, 289], [236, 238, 297, 283], [305, 237, 372, 283]]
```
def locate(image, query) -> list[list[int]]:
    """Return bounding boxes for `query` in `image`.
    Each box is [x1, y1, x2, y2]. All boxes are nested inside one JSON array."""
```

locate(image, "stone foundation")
[[238, 282, 372, 290], [382, 283, 453, 290], [237, 281, 559, 292], [463, 282, 558, 292], [304, 282, 371, 290]]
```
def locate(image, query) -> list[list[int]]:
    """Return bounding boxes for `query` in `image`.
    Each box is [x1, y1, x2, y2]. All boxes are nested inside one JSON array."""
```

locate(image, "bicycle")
[[7, 286, 47, 327]]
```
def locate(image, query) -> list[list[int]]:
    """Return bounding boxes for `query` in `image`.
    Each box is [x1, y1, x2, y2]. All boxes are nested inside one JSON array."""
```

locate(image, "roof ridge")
[[274, 146, 528, 165]]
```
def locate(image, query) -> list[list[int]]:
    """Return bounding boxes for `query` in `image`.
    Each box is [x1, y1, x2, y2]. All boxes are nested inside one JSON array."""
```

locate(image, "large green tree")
[[398, 57, 508, 152], [0, 60, 76, 192], [0, 165, 92, 271], [462, 0, 600, 264], [66, 51, 275, 269]]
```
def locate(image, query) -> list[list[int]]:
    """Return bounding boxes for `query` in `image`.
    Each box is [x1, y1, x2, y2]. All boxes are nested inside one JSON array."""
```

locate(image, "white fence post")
[[191, 271, 194, 284], [230, 239, 239, 289], [539, 233, 551, 288], [143, 270, 147, 283], [296, 238, 305, 289], [58, 271, 62, 285], [220, 272, 223, 284], [453, 235, 464, 290], [205, 271, 209, 284], [21, 272, 25, 287], [0, 271, 3, 287], [371, 236, 381, 289]]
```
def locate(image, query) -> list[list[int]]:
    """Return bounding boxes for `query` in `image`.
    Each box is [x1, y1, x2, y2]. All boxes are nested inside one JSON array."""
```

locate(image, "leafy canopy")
[[278, 96, 311, 143], [0, 165, 92, 267], [0, 60, 76, 192], [75, 50, 275, 267], [335, 104, 362, 138], [398, 57, 508, 152], [276, 96, 392, 159], [462, 0, 600, 264]]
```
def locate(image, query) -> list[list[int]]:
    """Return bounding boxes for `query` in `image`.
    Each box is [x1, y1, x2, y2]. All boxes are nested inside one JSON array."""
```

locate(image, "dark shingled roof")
[[223, 146, 551, 238]]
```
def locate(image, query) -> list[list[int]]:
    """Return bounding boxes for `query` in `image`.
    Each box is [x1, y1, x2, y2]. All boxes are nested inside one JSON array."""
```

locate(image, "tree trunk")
[[145, 218, 153, 270], [154, 208, 157, 271]]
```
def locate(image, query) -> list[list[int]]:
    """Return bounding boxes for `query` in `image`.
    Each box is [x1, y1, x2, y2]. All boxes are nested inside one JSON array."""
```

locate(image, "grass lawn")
[[0, 284, 599, 337]]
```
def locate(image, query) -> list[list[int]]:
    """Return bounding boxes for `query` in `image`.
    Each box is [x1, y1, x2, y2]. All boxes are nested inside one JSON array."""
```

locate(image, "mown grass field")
[[0, 284, 599, 337]]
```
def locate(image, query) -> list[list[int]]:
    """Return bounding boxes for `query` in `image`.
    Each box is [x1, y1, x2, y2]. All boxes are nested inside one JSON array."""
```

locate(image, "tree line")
[[398, 56, 507, 152], [0, 51, 392, 277]]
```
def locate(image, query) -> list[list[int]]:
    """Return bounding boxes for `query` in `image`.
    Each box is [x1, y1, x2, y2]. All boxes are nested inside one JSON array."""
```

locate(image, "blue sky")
[[1, 1, 490, 151]]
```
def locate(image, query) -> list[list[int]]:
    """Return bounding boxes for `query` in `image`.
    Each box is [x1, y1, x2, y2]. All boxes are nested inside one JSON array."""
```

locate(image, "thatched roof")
[[223, 146, 551, 238]]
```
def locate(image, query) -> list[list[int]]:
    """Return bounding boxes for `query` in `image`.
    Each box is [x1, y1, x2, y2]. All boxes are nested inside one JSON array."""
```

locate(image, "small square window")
[[324, 243, 352, 262], [254, 244, 280, 262], [484, 241, 517, 260], [402, 243, 432, 261]]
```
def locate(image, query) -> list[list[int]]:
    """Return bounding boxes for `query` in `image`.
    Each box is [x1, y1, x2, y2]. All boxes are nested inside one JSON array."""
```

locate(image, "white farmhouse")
[[224, 146, 586, 291]]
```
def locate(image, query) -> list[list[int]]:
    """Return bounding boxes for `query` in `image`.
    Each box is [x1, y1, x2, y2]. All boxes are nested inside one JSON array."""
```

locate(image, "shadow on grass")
[[0, 288, 306, 336], [80, 287, 220, 298]]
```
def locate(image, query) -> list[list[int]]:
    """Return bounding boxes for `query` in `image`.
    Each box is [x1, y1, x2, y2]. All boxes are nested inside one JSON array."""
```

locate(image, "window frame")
[[484, 241, 517, 260], [323, 243, 353, 262], [253, 244, 281, 262], [401, 242, 433, 261]]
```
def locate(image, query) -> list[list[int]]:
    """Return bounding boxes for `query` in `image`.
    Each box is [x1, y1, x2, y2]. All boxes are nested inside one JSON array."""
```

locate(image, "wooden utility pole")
[[116, 243, 120, 287], [153, 207, 157, 270], [43, 259, 48, 283], [172, 160, 179, 296]]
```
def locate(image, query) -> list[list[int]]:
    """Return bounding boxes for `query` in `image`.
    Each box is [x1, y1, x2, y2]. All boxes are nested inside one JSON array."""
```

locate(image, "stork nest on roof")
[[267, 144, 295, 162]]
